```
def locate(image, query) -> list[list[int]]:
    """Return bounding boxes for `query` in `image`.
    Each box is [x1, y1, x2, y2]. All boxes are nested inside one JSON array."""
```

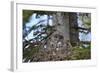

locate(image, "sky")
[[77, 15, 91, 41]]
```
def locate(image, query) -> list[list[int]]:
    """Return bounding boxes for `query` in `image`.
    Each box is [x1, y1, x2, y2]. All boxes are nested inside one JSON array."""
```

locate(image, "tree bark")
[[46, 12, 70, 50], [69, 13, 79, 46]]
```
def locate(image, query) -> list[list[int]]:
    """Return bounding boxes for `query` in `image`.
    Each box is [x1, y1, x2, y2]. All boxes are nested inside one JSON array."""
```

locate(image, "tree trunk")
[[69, 13, 79, 46], [46, 12, 70, 51]]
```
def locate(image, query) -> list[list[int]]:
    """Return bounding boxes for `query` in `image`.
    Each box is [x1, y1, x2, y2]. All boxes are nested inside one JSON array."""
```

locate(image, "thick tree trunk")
[[46, 12, 70, 51], [69, 13, 79, 46]]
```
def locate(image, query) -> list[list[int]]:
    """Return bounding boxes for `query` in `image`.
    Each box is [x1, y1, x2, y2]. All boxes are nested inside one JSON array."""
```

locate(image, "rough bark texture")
[[46, 12, 70, 51], [69, 13, 79, 46]]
